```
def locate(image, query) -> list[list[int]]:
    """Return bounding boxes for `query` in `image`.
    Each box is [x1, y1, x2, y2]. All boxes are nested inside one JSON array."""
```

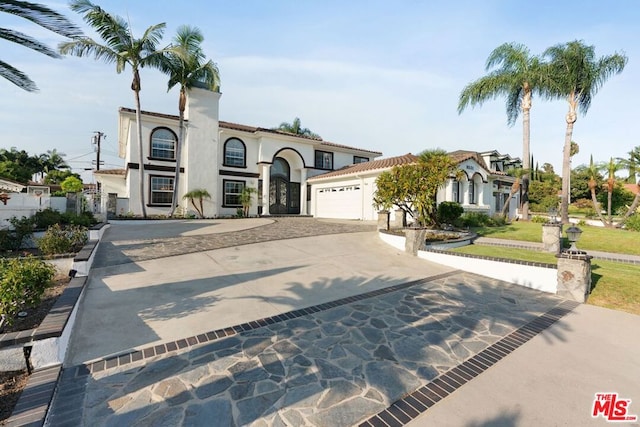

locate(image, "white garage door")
[[315, 185, 362, 219]]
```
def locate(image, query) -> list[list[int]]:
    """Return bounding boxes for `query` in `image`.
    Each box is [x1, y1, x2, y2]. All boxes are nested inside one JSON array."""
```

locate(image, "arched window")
[[271, 157, 290, 179], [150, 128, 176, 160], [468, 179, 476, 204], [452, 179, 460, 203], [224, 138, 246, 167]]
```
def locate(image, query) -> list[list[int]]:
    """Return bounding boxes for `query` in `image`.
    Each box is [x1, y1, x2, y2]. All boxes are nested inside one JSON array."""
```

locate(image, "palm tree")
[[1, 1, 81, 91], [273, 117, 321, 139], [599, 157, 623, 226], [617, 146, 640, 184], [183, 188, 211, 218], [160, 25, 220, 217], [544, 40, 627, 224], [458, 43, 551, 221], [239, 187, 257, 217], [586, 155, 607, 226], [500, 167, 525, 218], [60, 0, 168, 218]]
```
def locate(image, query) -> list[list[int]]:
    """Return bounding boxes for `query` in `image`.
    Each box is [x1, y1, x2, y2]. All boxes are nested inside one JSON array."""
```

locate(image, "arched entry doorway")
[[269, 157, 300, 214]]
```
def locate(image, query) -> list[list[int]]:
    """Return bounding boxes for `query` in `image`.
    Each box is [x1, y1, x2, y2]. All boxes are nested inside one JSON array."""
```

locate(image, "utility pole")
[[92, 131, 105, 171]]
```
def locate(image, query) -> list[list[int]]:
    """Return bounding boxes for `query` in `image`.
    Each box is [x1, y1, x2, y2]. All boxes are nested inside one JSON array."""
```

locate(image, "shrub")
[[33, 208, 63, 229], [37, 224, 88, 255], [625, 214, 640, 232], [437, 202, 464, 225], [61, 211, 96, 227], [490, 215, 508, 226], [531, 215, 548, 223], [0, 257, 55, 325], [458, 212, 494, 228], [0, 216, 35, 251]]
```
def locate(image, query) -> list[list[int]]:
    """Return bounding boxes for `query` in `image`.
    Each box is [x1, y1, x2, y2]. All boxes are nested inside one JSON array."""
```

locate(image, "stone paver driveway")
[[47, 218, 576, 426]]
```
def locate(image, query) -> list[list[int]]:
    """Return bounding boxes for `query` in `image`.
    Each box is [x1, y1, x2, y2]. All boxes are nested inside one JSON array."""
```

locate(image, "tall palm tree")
[[1, 1, 81, 91], [273, 117, 321, 139], [458, 43, 551, 221], [617, 146, 640, 184], [544, 40, 627, 224], [59, 0, 167, 218], [160, 25, 220, 217]]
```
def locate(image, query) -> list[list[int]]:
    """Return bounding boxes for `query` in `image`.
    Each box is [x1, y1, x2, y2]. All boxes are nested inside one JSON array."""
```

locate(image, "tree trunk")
[[169, 89, 187, 217], [521, 90, 531, 220], [590, 186, 607, 226], [623, 190, 640, 221], [501, 181, 520, 218], [133, 81, 147, 218], [607, 188, 613, 224], [560, 101, 577, 224]]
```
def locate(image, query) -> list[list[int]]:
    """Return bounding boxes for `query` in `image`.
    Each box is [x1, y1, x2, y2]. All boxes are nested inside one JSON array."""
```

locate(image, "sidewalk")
[[474, 236, 640, 265]]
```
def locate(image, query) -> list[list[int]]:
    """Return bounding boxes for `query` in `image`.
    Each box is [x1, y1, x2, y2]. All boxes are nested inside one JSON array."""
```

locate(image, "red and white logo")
[[592, 393, 638, 422]]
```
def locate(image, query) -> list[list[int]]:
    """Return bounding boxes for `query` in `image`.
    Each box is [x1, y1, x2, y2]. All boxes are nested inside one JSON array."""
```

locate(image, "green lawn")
[[452, 245, 640, 316], [472, 221, 640, 256]]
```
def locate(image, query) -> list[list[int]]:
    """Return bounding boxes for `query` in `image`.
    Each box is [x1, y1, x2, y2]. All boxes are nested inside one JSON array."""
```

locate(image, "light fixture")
[[548, 207, 558, 223], [565, 225, 583, 252]]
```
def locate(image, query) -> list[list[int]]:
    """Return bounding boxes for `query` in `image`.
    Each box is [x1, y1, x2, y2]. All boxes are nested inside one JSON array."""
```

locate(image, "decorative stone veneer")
[[556, 252, 592, 303], [542, 223, 562, 253]]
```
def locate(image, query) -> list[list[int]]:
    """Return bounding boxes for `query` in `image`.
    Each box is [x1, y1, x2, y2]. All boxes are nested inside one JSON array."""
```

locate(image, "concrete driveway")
[[50, 218, 640, 427]]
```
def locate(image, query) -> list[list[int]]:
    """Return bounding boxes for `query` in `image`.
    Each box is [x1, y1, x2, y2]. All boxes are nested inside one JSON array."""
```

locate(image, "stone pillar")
[[299, 168, 308, 215], [542, 222, 563, 253], [556, 252, 592, 303], [404, 228, 427, 256], [377, 211, 389, 231], [390, 209, 405, 229], [261, 164, 271, 215]]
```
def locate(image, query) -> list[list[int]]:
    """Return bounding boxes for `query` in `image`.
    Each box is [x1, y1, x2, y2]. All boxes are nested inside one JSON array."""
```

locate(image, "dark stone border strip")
[[425, 247, 557, 269], [359, 299, 580, 427], [0, 277, 87, 349], [6, 364, 61, 427], [65, 270, 463, 378]]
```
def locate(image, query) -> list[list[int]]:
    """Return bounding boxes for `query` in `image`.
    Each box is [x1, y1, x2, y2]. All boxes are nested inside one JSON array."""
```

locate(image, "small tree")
[[374, 150, 460, 227], [60, 175, 83, 193], [239, 187, 257, 218], [182, 189, 211, 218]]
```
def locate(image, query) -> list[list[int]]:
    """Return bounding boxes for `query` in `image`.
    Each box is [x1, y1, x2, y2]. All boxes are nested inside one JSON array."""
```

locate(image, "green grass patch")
[[452, 245, 640, 316], [472, 221, 640, 256]]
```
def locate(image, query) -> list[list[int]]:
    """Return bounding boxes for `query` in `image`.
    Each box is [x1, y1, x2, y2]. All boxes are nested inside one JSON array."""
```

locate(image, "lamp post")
[[565, 225, 583, 252]]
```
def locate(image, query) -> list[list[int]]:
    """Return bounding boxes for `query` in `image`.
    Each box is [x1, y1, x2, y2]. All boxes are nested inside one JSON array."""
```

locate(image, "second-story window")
[[224, 138, 246, 167], [150, 128, 176, 160], [315, 150, 333, 170], [353, 156, 369, 164]]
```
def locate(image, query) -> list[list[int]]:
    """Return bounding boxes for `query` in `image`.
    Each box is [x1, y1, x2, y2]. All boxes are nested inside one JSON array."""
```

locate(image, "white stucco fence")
[[417, 250, 558, 294], [379, 231, 558, 294]]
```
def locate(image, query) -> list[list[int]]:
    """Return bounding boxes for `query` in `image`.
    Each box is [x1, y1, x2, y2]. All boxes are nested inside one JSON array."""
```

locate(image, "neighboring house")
[[0, 177, 26, 193], [308, 150, 521, 220], [96, 87, 382, 218]]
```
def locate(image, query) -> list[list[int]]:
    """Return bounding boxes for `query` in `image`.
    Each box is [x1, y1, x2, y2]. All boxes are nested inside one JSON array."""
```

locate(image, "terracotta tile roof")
[[119, 108, 381, 155], [624, 183, 640, 195], [220, 120, 382, 155], [94, 169, 126, 176], [308, 153, 419, 181], [120, 107, 181, 121], [448, 150, 491, 171]]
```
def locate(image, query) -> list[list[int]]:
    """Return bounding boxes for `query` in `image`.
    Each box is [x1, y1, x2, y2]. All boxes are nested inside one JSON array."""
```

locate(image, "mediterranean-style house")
[[95, 86, 382, 218], [307, 150, 522, 221]]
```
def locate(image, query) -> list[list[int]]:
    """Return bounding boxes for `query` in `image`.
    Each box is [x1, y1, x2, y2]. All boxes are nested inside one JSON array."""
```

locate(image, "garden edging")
[[0, 223, 108, 372], [379, 231, 559, 294]]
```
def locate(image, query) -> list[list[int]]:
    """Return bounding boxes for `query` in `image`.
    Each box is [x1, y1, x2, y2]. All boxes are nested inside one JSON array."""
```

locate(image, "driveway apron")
[[47, 218, 587, 426]]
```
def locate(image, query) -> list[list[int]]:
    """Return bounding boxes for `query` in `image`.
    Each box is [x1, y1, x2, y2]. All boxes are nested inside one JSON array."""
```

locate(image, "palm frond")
[[0, 27, 60, 58], [0, 0, 82, 38], [0, 59, 37, 91]]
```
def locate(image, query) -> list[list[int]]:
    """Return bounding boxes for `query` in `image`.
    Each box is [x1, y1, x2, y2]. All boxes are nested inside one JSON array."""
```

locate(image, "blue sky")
[[1, 0, 638, 182]]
